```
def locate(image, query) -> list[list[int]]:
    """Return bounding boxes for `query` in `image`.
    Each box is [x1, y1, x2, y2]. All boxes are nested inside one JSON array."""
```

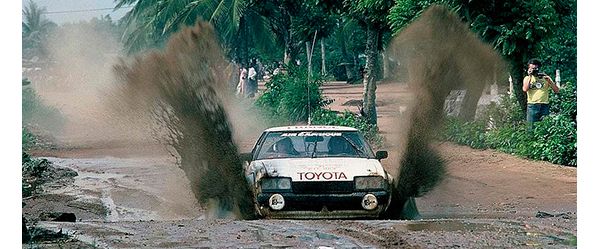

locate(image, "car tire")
[[381, 186, 421, 220]]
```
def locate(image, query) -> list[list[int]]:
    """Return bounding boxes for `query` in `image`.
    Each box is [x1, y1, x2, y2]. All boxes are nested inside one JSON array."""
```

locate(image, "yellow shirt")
[[525, 75, 550, 104]]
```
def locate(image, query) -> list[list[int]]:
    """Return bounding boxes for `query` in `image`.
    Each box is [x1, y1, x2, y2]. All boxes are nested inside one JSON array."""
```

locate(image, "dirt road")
[[24, 81, 577, 248]]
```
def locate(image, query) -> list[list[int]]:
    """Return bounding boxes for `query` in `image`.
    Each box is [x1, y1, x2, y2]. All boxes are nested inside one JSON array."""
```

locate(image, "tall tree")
[[344, 0, 395, 125], [291, 1, 337, 77], [389, 0, 563, 116], [22, 0, 56, 58], [253, 0, 304, 65], [115, 0, 276, 67], [331, 17, 367, 83]]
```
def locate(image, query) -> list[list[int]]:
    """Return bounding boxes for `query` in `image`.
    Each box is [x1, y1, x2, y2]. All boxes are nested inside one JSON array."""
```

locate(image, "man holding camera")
[[522, 58, 560, 123]]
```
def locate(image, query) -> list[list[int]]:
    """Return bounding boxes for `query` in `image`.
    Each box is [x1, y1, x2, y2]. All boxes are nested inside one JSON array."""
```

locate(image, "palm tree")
[[22, 0, 55, 57], [115, 0, 276, 67]]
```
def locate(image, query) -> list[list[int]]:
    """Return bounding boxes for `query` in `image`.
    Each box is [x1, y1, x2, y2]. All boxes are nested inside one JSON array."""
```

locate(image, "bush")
[[22, 127, 37, 151], [441, 118, 488, 149], [311, 108, 384, 148], [22, 86, 64, 133], [255, 65, 386, 148], [550, 81, 576, 121], [440, 82, 577, 166], [255, 66, 331, 123], [529, 114, 577, 165]]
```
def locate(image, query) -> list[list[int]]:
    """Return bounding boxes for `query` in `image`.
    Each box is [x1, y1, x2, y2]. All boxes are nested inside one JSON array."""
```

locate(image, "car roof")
[[264, 125, 358, 132]]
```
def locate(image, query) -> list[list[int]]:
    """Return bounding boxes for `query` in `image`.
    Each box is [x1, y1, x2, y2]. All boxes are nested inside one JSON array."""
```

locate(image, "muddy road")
[[25, 82, 576, 248]]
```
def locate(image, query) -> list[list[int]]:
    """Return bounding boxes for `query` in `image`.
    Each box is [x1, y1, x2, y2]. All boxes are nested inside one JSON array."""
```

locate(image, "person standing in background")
[[237, 66, 248, 97], [522, 58, 559, 124], [247, 60, 258, 98]]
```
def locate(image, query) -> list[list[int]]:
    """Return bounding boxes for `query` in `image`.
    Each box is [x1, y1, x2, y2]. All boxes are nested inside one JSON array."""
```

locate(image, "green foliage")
[[22, 1, 56, 49], [388, 0, 460, 33], [550, 81, 576, 120], [311, 108, 384, 148], [22, 153, 49, 178], [254, 64, 385, 148], [22, 127, 37, 152], [529, 114, 576, 165], [534, 0, 576, 78], [442, 118, 487, 149], [321, 18, 366, 81], [22, 86, 64, 133], [389, 1, 576, 166], [440, 85, 577, 166], [117, 0, 279, 68], [483, 94, 526, 128], [388, 0, 574, 112], [344, 0, 395, 27], [291, 2, 336, 42], [485, 123, 531, 156], [22, 151, 52, 198], [255, 66, 331, 123]]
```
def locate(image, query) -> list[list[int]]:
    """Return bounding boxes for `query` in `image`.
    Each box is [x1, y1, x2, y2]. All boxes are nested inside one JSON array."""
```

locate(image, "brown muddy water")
[[112, 22, 255, 219], [22, 4, 578, 248], [386, 5, 506, 202], [105, 5, 509, 221]]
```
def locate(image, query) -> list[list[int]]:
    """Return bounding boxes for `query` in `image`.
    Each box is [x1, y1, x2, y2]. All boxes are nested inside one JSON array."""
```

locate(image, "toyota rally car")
[[241, 126, 395, 219]]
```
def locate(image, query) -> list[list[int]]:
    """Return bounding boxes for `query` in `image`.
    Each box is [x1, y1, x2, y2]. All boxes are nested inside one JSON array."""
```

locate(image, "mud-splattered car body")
[[242, 126, 393, 219]]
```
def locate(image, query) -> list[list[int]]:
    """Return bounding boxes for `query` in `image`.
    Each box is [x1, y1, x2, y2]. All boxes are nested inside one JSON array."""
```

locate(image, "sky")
[[22, 0, 130, 24]]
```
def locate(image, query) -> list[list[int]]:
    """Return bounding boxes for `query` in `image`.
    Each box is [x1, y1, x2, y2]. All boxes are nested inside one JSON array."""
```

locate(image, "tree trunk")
[[458, 88, 484, 121], [510, 53, 528, 117], [362, 25, 379, 125], [284, 32, 292, 65], [374, 52, 384, 81], [282, 13, 295, 66], [382, 52, 388, 79], [306, 41, 312, 80], [321, 39, 326, 76], [340, 35, 353, 82], [238, 16, 249, 67], [352, 54, 360, 82]]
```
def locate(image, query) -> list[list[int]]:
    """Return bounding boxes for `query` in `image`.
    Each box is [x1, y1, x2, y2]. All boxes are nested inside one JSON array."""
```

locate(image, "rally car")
[[241, 125, 395, 219]]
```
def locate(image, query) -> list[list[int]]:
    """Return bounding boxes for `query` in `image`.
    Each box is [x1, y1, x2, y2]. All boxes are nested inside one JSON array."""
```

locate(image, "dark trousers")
[[527, 103, 550, 123]]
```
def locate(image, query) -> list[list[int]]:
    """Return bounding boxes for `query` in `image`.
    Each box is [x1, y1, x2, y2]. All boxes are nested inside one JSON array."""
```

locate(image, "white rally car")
[[241, 125, 394, 219]]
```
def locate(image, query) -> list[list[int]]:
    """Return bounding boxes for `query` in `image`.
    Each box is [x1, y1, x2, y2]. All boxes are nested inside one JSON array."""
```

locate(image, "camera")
[[529, 68, 546, 78], [530, 82, 544, 89]]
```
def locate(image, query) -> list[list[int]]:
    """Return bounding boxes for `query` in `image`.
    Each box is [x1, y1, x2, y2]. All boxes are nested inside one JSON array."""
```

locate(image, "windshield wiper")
[[340, 135, 366, 157]]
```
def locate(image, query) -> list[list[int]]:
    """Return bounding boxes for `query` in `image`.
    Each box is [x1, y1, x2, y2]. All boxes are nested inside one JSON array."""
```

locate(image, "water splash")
[[386, 5, 506, 215], [113, 22, 255, 219]]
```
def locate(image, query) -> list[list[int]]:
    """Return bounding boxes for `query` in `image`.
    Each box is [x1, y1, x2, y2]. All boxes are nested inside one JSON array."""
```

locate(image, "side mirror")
[[240, 152, 253, 162], [375, 151, 388, 160]]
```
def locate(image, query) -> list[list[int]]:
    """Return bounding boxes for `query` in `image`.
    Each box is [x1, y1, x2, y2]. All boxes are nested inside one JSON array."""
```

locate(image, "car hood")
[[251, 158, 386, 182]]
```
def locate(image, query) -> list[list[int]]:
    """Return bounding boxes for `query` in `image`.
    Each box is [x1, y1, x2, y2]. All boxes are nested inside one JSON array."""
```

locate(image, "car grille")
[[292, 181, 354, 194]]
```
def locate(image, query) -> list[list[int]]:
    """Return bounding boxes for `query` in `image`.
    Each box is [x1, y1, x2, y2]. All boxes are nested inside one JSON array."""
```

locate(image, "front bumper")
[[256, 191, 390, 219]]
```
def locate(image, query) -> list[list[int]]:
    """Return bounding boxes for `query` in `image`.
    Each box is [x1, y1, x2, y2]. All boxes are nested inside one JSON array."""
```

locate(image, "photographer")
[[522, 58, 559, 123]]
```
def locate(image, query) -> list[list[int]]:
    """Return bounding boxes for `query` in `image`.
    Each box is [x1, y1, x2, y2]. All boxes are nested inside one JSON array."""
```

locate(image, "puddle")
[[400, 220, 496, 232]]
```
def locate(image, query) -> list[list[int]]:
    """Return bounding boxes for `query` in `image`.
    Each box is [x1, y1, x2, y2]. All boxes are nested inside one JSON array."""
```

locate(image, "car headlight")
[[354, 176, 388, 191], [260, 177, 292, 192]]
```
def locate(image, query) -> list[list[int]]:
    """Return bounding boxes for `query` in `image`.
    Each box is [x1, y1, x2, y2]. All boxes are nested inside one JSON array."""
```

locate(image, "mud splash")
[[113, 22, 255, 219], [386, 5, 506, 209]]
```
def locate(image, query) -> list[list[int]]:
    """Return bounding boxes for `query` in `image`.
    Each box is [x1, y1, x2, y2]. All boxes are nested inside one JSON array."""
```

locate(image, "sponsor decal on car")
[[281, 132, 342, 137], [296, 171, 348, 181]]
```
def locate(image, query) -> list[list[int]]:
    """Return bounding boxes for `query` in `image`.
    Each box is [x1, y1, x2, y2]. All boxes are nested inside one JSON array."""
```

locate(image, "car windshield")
[[255, 131, 375, 160]]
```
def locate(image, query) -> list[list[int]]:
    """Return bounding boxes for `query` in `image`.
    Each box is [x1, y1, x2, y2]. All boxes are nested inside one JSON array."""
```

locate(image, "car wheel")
[[381, 186, 421, 220]]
